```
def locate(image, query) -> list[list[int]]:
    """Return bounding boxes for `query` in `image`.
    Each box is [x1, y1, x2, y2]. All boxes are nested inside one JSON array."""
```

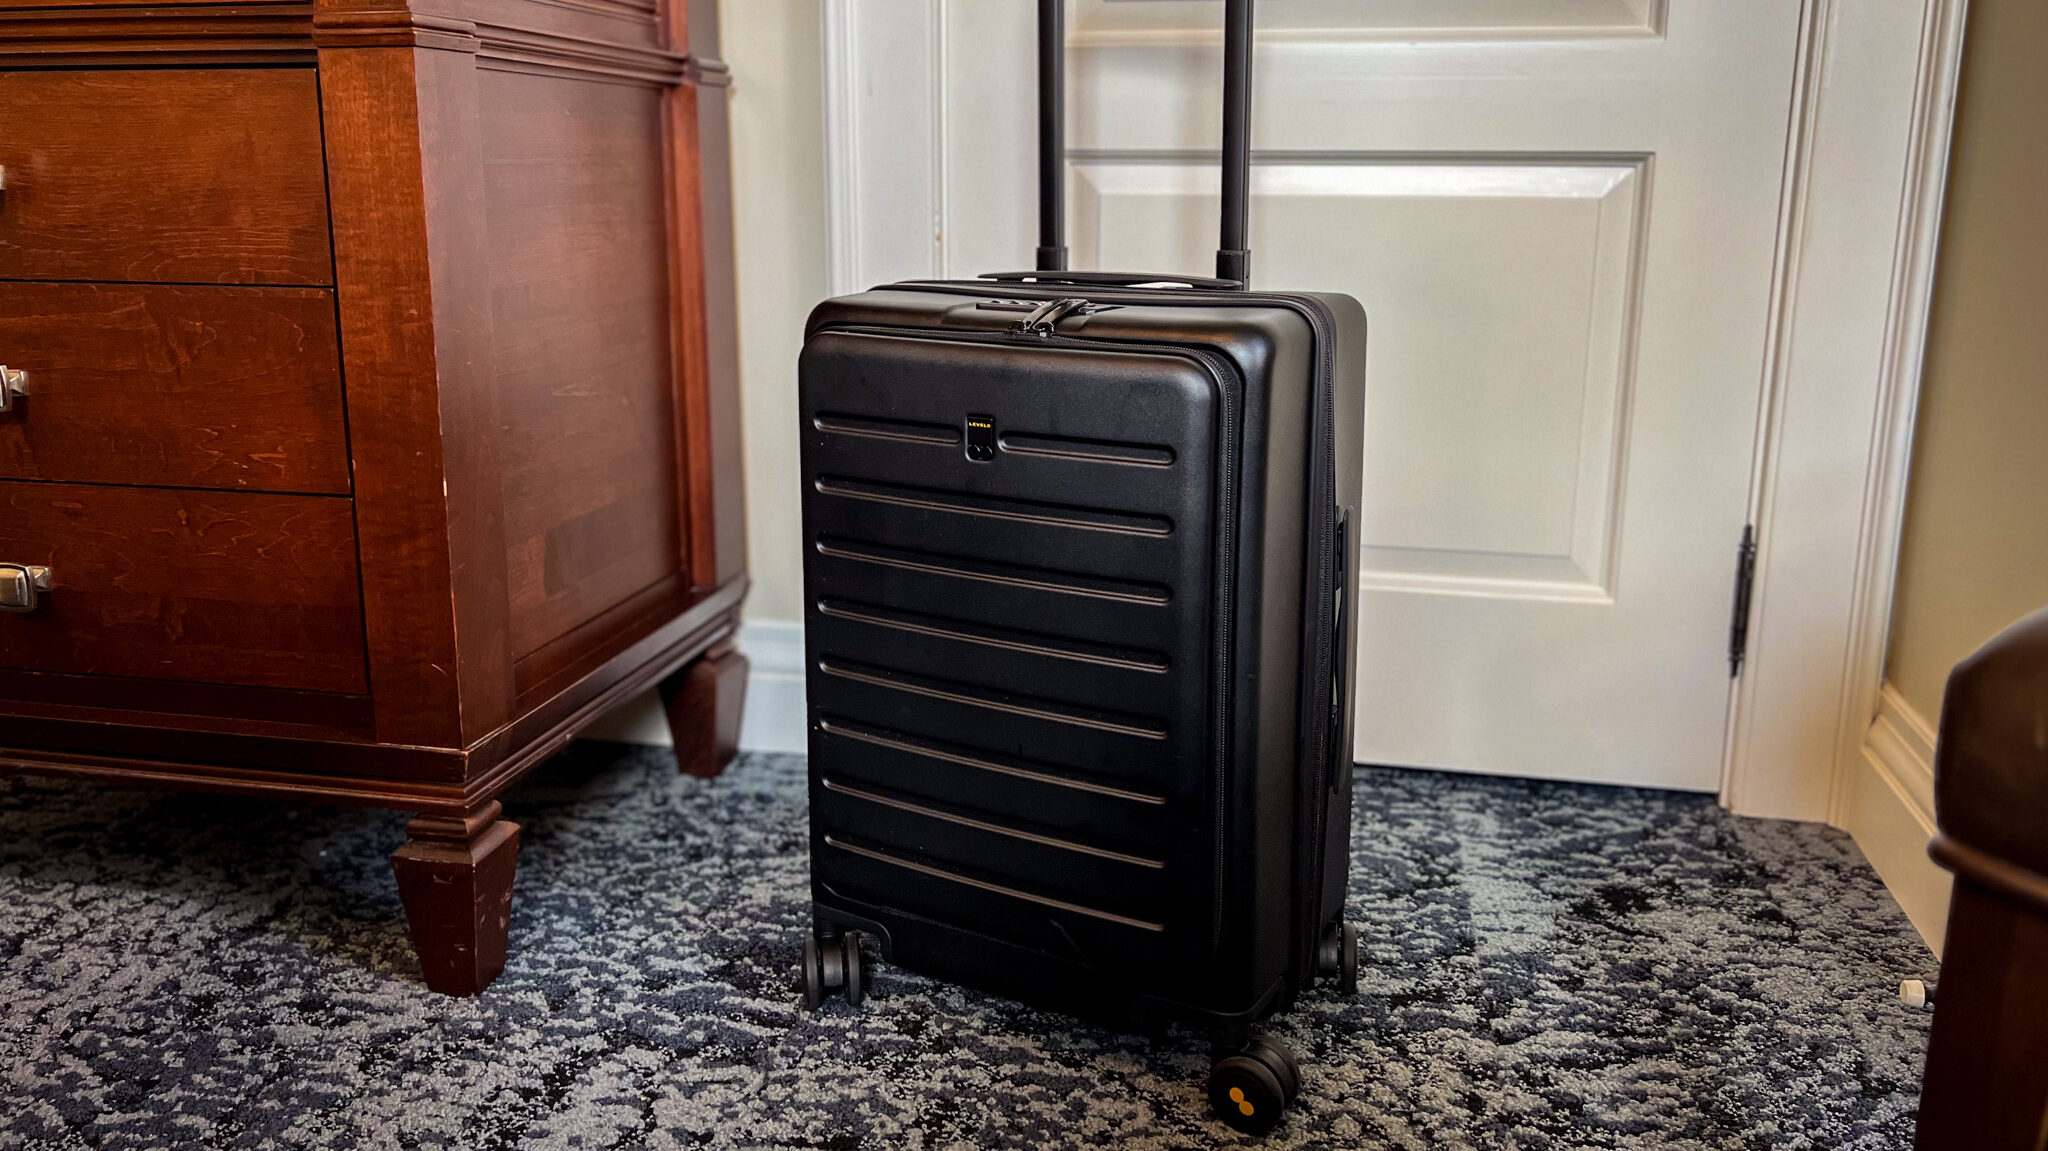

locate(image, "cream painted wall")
[[585, 4, 823, 750], [1885, 0, 2048, 722], [724, 0, 826, 625]]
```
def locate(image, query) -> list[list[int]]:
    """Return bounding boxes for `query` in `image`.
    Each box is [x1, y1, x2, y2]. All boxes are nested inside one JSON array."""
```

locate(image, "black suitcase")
[[795, 0, 1365, 1132]]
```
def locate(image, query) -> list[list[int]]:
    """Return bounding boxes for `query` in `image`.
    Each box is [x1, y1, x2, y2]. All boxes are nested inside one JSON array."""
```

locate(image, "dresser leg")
[[660, 639, 749, 779], [390, 800, 521, 996]]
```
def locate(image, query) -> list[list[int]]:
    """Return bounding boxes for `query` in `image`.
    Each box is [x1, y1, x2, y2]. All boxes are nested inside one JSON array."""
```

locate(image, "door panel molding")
[[1068, 0, 1667, 46], [821, 0, 1968, 821], [1067, 154, 1647, 605]]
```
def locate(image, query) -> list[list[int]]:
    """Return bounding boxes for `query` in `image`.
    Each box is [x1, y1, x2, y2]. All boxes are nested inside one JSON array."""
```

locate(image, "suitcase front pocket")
[[800, 329, 1241, 972]]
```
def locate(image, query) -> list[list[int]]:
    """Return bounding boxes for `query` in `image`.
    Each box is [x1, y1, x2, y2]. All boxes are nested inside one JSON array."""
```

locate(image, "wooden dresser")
[[0, 0, 747, 994]]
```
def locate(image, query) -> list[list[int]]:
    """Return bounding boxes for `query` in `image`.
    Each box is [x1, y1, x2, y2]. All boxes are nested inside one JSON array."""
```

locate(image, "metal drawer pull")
[[0, 366, 24, 413], [0, 564, 51, 613]]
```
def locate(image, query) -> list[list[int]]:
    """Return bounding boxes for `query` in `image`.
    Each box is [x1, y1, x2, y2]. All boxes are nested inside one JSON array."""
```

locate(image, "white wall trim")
[[822, 0, 948, 296], [1824, 0, 1969, 826], [1872, 684, 1938, 814], [1841, 684, 1949, 954], [581, 620, 810, 755], [733, 619, 810, 753], [1718, 0, 1967, 820], [821, 0, 862, 297]]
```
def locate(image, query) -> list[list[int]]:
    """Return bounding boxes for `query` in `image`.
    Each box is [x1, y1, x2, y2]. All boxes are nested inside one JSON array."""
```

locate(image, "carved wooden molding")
[[311, 7, 477, 50], [514, 0, 658, 33], [473, 17, 684, 85], [686, 55, 729, 87], [310, 2, 692, 86], [0, 0, 712, 86], [0, 3, 317, 62]]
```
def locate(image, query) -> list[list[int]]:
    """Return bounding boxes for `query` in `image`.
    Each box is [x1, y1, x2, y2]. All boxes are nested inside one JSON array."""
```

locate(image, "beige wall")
[[723, 0, 825, 624], [1885, 0, 2048, 722]]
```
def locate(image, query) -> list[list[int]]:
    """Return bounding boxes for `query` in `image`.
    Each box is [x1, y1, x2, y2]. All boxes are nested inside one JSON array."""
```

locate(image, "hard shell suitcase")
[[795, 0, 1365, 1132]]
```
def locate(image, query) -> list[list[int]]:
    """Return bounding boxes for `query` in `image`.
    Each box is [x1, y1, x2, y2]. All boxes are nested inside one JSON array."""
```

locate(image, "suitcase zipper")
[[1274, 294, 1343, 967], [1015, 296, 1090, 335], [816, 321, 1246, 954]]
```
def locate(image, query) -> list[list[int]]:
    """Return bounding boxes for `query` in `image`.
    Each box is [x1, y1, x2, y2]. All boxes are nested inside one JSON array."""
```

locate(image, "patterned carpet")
[[0, 746, 1936, 1150]]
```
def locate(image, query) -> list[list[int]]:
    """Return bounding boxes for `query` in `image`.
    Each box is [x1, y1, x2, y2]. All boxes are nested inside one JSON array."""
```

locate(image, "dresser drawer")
[[0, 483, 366, 693], [0, 69, 331, 285], [0, 283, 349, 493]]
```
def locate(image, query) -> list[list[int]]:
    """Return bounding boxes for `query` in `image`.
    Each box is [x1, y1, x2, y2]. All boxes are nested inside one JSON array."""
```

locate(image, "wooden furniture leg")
[[1916, 865, 2048, 1151], [1915, 606, 2048, 1151], [660, 639, 749, 778], [390, 800, 521, 996]]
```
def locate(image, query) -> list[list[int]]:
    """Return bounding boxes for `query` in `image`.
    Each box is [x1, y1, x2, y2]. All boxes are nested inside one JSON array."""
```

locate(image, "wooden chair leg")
[[390, 800, 521, 996], [660, 639, 748, 779], [1915, 606, 2048, 1150], [1916, 865, 2048, 1150]]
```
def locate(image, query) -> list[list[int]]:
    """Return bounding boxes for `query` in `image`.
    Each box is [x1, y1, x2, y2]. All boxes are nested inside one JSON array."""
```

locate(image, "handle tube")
[[1215, 0, 1254, 286], [1036, 0, 1068, 272], [1034, 0, 1254, 288]]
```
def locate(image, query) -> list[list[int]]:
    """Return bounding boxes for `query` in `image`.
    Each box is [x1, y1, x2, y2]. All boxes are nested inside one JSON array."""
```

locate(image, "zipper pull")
[[1015, 297, 1088, 336]]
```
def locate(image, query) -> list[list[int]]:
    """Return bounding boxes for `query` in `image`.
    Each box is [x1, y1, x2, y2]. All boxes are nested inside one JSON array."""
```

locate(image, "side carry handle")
[[1006, 0, 1255, 289], [1328, 508, 1350, 786]]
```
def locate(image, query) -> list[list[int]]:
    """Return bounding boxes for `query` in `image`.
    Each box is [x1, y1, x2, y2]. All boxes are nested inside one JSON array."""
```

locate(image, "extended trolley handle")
[[1030, 0, 1255, 289]]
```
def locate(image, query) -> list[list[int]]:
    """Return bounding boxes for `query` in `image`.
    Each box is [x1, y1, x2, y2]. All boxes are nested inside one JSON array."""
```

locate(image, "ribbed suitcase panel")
[[801, 329, 1228, 969], [813, 782, 1171, 910], [806, 609, 1181, 727], [806, 435, 1193, 521], [806, 657, 1179, 788], [816, 835, 1170, 960], [808, 714, 1172, 850], [804, 492, 1179, 594], [806, 542, 1172, 651]]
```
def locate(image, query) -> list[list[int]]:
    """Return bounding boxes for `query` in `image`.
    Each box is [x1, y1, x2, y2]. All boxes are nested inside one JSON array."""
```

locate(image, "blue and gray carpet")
[[0, 746, 1936, 1149]]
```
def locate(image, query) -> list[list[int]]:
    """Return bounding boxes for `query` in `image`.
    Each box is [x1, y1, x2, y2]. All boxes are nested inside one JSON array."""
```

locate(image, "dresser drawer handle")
[[0, 563, 51, 613], [0, 366, 24, 413]]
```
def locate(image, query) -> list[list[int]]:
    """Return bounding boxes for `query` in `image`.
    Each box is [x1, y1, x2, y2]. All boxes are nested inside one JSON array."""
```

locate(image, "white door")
[[864, 1, 1805, 791]]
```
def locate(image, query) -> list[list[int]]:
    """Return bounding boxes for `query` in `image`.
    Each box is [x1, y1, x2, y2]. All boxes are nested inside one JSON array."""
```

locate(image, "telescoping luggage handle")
[[993, 0, 1255, 291]]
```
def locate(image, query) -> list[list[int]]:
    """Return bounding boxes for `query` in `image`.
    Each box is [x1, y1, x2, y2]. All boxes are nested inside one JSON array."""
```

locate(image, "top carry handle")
[[1025, 0, 1255, 288]]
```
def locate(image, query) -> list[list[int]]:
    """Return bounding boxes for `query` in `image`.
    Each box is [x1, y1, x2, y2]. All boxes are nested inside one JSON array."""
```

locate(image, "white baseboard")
[[734, 620, 809, 753], [1840, 683, 1950, 956], [580, 619, 809, 755]]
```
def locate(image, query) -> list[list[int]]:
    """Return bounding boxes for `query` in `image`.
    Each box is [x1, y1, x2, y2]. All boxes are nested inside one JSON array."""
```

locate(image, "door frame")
[[818, 0, 1969, 823]]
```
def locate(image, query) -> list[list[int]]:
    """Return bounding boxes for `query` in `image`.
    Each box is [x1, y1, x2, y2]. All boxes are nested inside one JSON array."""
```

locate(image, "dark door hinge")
[[1729, 525, 1758, 677]]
